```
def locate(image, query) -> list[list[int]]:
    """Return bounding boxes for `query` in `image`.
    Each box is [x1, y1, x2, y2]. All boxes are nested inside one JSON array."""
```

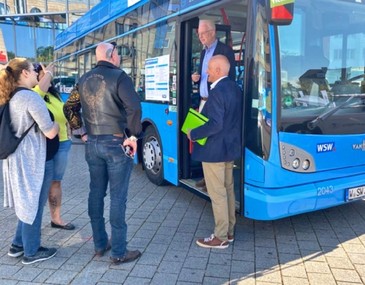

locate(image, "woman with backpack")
[[1, 58, 59, 265]]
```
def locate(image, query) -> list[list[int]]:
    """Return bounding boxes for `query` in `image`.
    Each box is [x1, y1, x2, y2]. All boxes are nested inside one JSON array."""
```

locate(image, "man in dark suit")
[[191, 19, 236, 190], [192, 19, 236, 112], [188, 55, 242, 249]]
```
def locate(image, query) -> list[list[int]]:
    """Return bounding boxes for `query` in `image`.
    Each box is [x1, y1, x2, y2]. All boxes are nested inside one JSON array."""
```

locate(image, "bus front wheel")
[[142, 126, 165, 185]]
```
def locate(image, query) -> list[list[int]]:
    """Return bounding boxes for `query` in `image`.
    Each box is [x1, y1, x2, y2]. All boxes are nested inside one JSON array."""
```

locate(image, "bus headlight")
[[292, 158, 300, 169], [280, 142, 316, 172], [302, 159, 310, 170]]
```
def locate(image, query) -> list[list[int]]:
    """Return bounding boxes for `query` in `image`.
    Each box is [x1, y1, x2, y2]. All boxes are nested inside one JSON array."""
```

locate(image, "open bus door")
[[179, 16, 243, 212]]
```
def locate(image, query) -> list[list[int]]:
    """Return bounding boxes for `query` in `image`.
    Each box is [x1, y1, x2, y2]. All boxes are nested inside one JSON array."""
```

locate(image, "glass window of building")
[[0, 0, 100, 64]]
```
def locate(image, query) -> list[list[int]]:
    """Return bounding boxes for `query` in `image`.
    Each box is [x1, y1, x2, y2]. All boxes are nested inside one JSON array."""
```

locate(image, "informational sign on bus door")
[[145, 55, 170, 102]]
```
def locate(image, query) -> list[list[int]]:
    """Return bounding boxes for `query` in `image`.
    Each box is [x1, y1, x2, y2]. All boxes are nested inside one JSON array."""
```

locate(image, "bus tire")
[[142, 126, 166, 185]]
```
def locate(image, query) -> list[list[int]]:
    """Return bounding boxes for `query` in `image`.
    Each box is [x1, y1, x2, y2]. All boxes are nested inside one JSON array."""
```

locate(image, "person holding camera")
[[33, 63, 75, 231]]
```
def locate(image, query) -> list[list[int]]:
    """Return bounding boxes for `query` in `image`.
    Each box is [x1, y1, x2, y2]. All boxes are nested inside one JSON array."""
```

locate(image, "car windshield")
[[279, 0, 365, 134]]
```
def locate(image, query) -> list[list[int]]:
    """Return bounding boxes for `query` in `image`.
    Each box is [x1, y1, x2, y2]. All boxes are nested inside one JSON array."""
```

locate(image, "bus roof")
[[55, 0, 147, 49], [55, 0, 217, 50]]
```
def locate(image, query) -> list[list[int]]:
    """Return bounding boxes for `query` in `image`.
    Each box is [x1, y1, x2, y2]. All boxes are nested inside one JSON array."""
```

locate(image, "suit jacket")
[[190, 77, 242, 162], [198, 41, 236, 83]]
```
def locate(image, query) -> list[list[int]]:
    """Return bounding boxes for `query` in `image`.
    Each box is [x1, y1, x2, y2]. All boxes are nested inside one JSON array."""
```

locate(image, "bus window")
[[54, 57, 77, 102], [279, 0, 365, 135]]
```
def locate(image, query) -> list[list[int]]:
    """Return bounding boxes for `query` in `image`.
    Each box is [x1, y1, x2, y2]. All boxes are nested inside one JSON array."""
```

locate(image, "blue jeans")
[[12, 160, 54, 256], [85, 135, 133, 258], [53, 140, 72, 181]]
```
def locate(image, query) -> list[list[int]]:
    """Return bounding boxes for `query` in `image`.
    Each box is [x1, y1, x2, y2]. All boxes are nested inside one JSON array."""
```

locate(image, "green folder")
[[181, 108, 209, 145]]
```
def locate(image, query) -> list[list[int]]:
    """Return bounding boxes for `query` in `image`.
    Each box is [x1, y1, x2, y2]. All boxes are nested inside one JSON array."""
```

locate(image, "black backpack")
[[0, 87, 35, 159]]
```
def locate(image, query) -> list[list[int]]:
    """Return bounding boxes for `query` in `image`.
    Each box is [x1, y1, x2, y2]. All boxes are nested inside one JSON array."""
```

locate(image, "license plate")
[[346, 185, 365, 201]]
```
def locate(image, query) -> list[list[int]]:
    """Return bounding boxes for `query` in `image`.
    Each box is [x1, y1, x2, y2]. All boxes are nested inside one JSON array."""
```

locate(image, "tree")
[[36, 46, 54, 63], [7, 51, 15, 60]]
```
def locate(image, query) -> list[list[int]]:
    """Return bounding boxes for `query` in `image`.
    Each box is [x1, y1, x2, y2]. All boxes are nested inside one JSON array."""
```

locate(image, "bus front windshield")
[[279, 0, 365, 135]]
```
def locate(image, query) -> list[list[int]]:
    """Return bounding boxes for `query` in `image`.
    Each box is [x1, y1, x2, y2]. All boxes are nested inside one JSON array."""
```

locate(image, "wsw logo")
[[317, 142, 335, 153]]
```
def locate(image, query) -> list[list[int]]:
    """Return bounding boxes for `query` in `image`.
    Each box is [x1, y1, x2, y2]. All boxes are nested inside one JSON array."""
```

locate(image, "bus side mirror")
[[267, 0, 294, 26]]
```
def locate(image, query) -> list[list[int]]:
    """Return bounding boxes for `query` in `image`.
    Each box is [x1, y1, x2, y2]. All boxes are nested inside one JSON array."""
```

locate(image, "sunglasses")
[[108, 41, 117, 58]]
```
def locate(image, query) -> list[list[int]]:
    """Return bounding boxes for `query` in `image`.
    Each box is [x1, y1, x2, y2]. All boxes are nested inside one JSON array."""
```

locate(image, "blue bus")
[[54, 0, 365, 220]]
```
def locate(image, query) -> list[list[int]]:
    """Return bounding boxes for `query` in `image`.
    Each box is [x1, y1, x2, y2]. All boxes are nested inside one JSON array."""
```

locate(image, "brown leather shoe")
[[227, 234, 234, 243], [94, 241, 111, 257], [196, 234, 229, 249], [195, 178, 206, 188], [110, 250, 142, 264]]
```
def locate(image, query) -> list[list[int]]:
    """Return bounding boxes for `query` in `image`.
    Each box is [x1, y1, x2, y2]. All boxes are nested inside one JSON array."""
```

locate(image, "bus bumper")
[[244, 176, 365, 220]]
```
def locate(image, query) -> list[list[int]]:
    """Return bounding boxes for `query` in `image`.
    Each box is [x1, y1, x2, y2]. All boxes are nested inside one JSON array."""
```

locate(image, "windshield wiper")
[[307, 95, 355, 130]]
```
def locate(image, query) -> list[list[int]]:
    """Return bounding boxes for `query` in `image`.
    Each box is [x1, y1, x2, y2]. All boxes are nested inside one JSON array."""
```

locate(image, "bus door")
[[179, 3, 247, 212]]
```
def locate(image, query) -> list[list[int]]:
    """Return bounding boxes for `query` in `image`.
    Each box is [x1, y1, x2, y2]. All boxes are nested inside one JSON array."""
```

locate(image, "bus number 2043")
[[317, 186, 334, 196]]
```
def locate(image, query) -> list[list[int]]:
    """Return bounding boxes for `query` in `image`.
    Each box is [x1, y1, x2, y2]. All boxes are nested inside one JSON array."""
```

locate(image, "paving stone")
[[183, 256, 208, 270], [129, 264, 157, 278], [231, 260, 254, 274], [202, 276, 229, 285], [178, 268, 205, 283], [280, 262, 307, 278], [276, 242, 301, 254], [282, 276, 310, 285], [150, 272, 178, 285], [158, 260, 184, 274], [255, 268, 282, 283], [230, 272, 256, 284], [331, 268, 362, 283], [322, 246, 347, 257], [164, 249, 188, 262], [307, 272, 337, 285], [137, 251, 164, 266], [304, 261, 331, 273], [354, 263, 365, 277], [14, 267, 44, 282], [297, 240, 321, 251], [208, 252, 232, 265], [100, 269, 128, 284], [123, 276, 151, 285], [205, 263, 231, 278], [326, 256, 354, 269], [44, 269, 79, 284], [278, 253, 302, 264], [0, 280, 17, 285]]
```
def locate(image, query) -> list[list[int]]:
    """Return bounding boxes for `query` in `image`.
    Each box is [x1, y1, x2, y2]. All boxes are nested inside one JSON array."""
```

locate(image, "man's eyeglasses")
[[108, 41, 117, 59], [197, 29, 213, 37]]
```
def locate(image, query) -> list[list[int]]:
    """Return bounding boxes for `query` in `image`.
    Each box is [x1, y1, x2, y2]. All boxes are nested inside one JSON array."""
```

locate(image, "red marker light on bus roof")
[[271, 5, 293, 21]]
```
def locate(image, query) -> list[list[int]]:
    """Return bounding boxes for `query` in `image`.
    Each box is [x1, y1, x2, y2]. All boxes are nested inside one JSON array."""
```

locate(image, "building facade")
[[0, 0, 100, 64]]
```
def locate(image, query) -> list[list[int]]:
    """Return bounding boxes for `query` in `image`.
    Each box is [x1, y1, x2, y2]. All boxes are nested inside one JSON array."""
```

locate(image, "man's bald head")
[[207, 55, 231, 83], [96, 42, 119, 66], [212, 55, 230, 75]]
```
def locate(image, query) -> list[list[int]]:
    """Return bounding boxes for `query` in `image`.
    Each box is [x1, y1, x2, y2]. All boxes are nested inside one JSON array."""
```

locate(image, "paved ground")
[[1, 144, 365, 285]]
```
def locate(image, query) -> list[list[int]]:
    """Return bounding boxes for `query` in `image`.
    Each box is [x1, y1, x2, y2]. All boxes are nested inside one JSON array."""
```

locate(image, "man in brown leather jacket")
[[64, 41, 142, 265]]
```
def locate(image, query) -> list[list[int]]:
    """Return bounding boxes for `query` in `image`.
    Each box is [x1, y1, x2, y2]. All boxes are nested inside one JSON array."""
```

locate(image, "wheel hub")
[[143, 137, 162, 174]]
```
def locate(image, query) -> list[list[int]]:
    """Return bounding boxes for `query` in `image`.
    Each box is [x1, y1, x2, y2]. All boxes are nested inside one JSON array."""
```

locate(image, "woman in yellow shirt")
[[33, 63, 75, 230]]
